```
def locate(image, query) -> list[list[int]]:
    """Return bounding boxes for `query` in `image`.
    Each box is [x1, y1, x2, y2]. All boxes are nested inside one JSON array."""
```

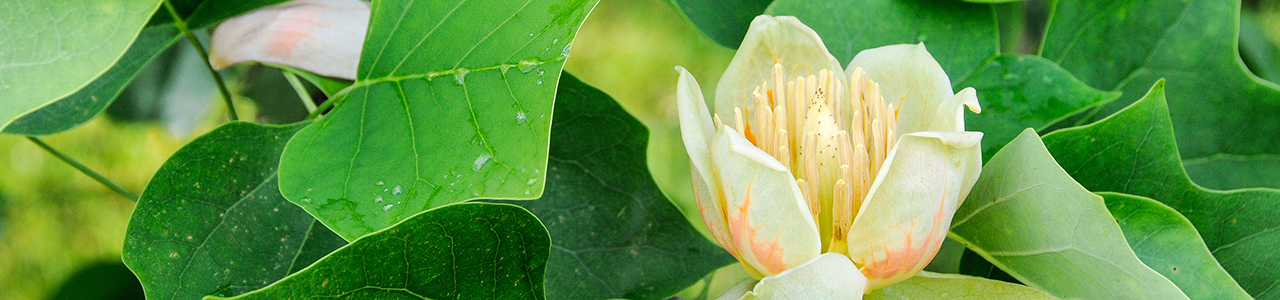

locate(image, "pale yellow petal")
[[715, 15, 843, 128], [739, 253, 868, 300], [208, 0, 369, 80], [845, 131, 983, 291], [678, 67, 751, 273], [846, 43, 976, 135], [710, 126, 822, 277]]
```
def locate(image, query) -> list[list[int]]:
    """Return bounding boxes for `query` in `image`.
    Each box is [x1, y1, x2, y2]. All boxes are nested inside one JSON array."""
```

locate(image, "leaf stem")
[[162, 0, 240, 121], [306, 95, 338, 120], [26, 137, 140, 201], [282, 70, 318, 113]]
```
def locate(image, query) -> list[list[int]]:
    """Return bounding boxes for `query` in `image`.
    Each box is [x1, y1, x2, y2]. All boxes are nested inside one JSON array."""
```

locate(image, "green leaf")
[[667, 0, 772, 48], [122, 122, 347, 300], [866, 272, 1056, 300], [278, 0, 600, 240], [1100, 192, 1251, 300], [485, 74, 735, 300], [1041, 81, 1280, 299], [2, 0, 305, 135], [3, 25, 180, 135], [949, 128, 1187, 299], [765, 0, 998, 82], [1040, 0, 1280, 190], [207, 203, 551, 300], [956, 55, 1119, 161], [0, 0, 161, 131]]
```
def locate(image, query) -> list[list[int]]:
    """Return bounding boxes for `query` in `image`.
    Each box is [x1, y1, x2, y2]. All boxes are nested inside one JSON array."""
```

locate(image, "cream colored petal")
[[711, 126, 822, 277], [845, 131, 983, 291], [738, 253, 868, 300], [678, 67, 753, 274], [714, 15, 843, 128], [209, 0, 369, 80], [846, 43, 978, 135]]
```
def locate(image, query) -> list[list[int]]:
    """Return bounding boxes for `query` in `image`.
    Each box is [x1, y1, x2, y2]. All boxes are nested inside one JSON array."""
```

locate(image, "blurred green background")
[[5, 0, 1280, 299]]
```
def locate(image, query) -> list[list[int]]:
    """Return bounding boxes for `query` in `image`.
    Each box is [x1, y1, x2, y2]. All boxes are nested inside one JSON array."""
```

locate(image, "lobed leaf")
[[278, 0, 600, 240], [950, 128, 1187, 299], [1041, 80, 1280, 299]]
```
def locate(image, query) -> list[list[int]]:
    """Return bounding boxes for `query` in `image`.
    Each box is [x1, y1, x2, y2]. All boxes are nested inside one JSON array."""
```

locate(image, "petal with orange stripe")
[[710, 125, 821, 277], [845, 130, 982, 291]]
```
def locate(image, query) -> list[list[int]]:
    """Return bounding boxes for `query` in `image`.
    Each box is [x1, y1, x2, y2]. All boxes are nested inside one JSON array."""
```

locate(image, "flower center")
[[716, 63, 899, 253]]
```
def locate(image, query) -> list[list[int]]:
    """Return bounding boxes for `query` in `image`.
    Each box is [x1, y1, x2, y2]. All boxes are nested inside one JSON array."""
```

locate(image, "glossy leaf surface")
[[950, 129, 1187, 299], [279, 0, 599, 240], [488, 74, 735, 300], [122, 122, 346, 300], [209, 203, 550, 300], [1042, 81, 1280, 298]]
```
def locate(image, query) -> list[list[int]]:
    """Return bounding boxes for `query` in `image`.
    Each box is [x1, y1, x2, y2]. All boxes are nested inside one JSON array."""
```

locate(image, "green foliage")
[[486, 74, 735, 299], [1041, 81, 1280, 299], [765, 0, 998, 82], [1041, 0, 1280, 190], [278, 0, 600, 240], [950, 128, 1187, 299], [3, 0, 306, 136], [1101, 192, 1251, 300], [0, 0, 161, 132], [3, 25, 181, 135], [956, 55, 1119, 161], [208, 203, 550, 300], [867, 272, 1055, 300], [667, 0, 772, 48], [122, 122, 345, 300]]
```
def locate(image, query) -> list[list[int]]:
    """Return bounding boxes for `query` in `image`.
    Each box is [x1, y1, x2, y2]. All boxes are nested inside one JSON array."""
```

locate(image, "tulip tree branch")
[[162, 0, 240, 121], [26, 137, 140, 201]]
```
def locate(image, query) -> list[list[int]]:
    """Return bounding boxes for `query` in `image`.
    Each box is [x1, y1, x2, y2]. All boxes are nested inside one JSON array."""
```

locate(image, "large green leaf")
[[208, 203, 551, 300], [667, 0, 772, 48], [1041, 0, 1280, 190], [956, 55, 1119, 161], [1041, 81, 1280, 299], [949, 128, 1187, 299], [0, 0, 161, 131], [1100, 192, 1251, 300], [867, 272, 1056, 300], [2, 0, 298, 136], [122, 122, 346, 300], [765, 0, 998, 82], [486, 74, 735, 300], [3, 25, 180, 135], [278, 0, 599, 240]]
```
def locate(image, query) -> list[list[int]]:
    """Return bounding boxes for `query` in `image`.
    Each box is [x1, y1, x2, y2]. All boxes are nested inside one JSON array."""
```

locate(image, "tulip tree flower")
[[677, 15, 982, 297], [208, 0, 370, 80]]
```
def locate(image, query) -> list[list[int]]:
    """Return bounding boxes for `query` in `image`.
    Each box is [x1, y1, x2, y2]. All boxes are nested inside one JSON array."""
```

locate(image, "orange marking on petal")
[[743, 108, 759, 146], [861, 186, 950, 280], [266, 8, 322, 57]]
